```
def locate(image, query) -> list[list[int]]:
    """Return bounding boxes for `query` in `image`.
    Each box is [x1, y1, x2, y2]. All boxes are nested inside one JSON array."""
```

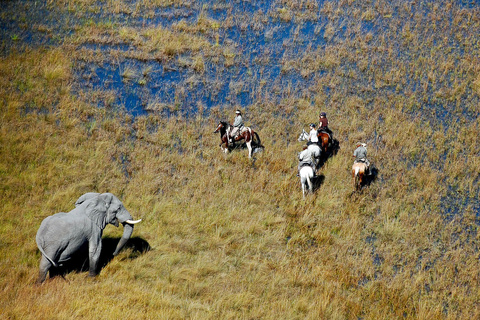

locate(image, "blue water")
[[3, 0, 477, 123]]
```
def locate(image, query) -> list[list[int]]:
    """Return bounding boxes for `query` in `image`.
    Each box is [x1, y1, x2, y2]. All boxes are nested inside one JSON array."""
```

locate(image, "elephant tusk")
[[125, 219, 142, 224]]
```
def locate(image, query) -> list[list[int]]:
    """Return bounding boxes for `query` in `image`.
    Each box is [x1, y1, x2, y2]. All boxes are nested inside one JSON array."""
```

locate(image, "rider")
[[306, 123, 319, 146], [297, 146, 315, 176], [229, 109, 244, 142], [353, 142, 370, 174], [318, 112, 333, 138]]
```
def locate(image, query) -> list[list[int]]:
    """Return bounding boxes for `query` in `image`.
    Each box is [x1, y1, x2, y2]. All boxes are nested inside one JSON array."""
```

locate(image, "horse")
[[299, 165, 314, 198], [352, 161, 367, 191], [213, 121, 263, 158], [307, 144, 321, 169], [298, 129, 330, 153]]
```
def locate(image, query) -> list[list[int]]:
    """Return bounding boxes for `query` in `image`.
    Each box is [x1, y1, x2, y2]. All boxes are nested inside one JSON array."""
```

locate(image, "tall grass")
[[1, 0, 480, 319]]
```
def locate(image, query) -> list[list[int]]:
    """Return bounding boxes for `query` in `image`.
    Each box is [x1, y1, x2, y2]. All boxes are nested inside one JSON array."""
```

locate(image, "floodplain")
[[1, 0, 479, 319]]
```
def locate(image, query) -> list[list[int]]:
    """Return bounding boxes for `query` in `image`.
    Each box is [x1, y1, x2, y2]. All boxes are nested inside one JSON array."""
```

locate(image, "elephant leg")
[[37, 255, 51, 284], [88, 239, 102, 277]]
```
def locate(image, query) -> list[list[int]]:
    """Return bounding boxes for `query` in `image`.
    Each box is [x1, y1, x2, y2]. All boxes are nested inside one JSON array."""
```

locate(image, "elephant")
[[35, 192, 141, 283]]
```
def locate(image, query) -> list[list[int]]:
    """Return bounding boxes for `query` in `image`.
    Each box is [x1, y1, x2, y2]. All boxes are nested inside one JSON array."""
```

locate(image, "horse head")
[[213, 121, 229, 134], [298, 129, 308, 142]]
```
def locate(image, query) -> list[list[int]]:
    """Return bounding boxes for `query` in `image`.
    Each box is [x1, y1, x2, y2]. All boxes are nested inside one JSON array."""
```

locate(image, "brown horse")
[[298, 129, 331, 153], [352, 162, 367, 191], [213, 121, 263, 158], [317, 131, 330, 153]]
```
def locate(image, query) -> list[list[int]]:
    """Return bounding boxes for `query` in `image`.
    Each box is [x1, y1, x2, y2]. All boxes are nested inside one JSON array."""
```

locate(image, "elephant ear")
[[101, 193, 120, 227], [75, 192, 100, 207], [84, 195, 110, 230]]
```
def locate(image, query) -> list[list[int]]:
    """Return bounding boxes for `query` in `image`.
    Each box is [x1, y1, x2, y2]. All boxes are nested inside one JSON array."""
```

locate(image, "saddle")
[[299, 161, 313, 169]]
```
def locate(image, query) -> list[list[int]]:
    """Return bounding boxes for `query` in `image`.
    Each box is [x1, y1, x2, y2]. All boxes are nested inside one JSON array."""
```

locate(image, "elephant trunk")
[[113, 222, 134, 256], [112, 207, 142, 256]]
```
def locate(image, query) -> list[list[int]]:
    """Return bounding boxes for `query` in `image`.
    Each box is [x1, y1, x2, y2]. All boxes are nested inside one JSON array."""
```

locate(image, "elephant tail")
[[36, 237, 58, 268]]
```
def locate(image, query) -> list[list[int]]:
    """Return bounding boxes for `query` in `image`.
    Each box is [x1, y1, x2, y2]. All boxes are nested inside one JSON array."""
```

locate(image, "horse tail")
[[354, 166, 360, 177], [253, 131, 264, 148], [306, 172, 313, 191]]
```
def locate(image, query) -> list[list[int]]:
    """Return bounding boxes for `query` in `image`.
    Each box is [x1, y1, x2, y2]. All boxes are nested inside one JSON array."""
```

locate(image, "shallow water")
[[0, 1, 478, 119], [3, 0, 477, 122]]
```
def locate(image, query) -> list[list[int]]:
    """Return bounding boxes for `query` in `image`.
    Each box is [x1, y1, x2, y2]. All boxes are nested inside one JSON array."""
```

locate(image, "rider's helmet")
[[236, 110, 241, 114], [320, 112, 326, 117], [357, 142, 366, 147], [309, 123, 316, 128]]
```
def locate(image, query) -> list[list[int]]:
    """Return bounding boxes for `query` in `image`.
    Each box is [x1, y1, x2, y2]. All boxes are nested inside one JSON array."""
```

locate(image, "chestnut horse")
[[213, 121, 263, 158], [298, 129, 330, 153], [352, 162, 367, 191]]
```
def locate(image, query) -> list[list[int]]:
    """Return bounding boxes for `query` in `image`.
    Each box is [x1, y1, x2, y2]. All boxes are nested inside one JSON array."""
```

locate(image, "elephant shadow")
[[51, 237, 151, 278]]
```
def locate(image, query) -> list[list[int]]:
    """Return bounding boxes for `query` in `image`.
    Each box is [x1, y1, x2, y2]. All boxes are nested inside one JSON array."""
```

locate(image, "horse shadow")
[[49, 237, 151, 279], [363, 164, 379, 187], [317, 139, 340, 168], [330, 139, 340, 156], [311, 174, 325, 193]]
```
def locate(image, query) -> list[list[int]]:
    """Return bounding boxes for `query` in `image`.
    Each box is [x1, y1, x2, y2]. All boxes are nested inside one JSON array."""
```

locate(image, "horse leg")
[[301, 178, 306, 199], [307, 174, 313, 193], [245, 131, 253, 158], [223, 141, 229, 154], [353, 167, 360, 191], [352, 170, 356, 191]]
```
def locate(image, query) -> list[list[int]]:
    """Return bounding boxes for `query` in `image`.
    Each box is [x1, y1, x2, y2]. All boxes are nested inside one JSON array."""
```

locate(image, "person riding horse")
[[353, 142, 370, 174], [318, 112, 333, 139], [306, 123, 319, 146], [229, 110, 244, 143], [297, 146, 315, 176]]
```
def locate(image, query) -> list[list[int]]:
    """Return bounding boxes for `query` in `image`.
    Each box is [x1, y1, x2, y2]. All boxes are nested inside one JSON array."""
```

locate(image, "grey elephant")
[[35, 192, 141, 283]]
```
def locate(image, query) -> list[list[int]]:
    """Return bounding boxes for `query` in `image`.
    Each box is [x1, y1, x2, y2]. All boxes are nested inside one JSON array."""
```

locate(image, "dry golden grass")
[[2, 0, 480, 319]]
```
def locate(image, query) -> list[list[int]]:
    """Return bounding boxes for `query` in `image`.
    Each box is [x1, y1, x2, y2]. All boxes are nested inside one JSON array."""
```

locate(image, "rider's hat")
[[235, 110, 241, 114], [357, 142, 366, 147], [320, 112, 326, 117], [309, 123, 316, 128]]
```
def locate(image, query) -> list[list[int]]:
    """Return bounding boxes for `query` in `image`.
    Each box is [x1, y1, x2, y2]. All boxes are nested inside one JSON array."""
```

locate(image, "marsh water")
[[2, 0, 478, 119]]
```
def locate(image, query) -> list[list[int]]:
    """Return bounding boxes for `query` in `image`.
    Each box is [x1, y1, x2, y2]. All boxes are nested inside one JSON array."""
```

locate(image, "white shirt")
[[308, 128, 318, 143]]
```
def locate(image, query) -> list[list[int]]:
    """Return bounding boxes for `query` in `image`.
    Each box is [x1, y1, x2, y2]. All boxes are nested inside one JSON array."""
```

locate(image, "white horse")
[[298, 129, 322, 167], [299, 165, 314, 198], [298, 128, 330, 153]]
